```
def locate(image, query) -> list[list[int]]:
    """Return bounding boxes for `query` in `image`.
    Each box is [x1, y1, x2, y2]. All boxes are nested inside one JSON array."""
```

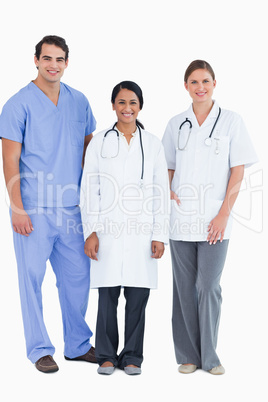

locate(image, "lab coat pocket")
[[212, 136, 229, 162], [70, 121, 85, 147]]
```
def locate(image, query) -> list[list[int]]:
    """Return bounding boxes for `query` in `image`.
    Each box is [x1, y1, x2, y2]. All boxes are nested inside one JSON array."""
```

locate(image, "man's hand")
[[12, 211, 34, 237], [84, 232, 99, 260]]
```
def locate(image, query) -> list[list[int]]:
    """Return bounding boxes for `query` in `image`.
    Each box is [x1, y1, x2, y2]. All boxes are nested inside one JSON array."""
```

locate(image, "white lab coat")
[[162, 101, 258, 241], [81, 127, 170, 289]]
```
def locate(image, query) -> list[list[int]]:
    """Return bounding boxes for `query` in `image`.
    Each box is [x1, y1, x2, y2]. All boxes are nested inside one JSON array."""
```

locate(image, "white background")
[[0, 0, 266, 401]]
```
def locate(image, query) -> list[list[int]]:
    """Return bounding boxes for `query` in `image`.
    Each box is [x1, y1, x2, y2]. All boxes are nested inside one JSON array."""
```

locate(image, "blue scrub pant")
[[11, 207, 93, 364], [170, 240, 229, 371]]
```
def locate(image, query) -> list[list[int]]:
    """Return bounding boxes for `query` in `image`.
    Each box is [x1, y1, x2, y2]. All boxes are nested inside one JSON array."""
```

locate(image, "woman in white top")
[[162, 60, 258, 375], [81, 81, 169, 375]]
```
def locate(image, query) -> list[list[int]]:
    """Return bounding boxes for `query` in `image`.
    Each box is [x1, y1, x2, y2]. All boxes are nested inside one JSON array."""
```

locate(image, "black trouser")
[[95, 286, 150, 369]]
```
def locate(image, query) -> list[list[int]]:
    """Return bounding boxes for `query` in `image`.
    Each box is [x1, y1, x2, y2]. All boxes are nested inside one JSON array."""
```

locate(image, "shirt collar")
[[186, 100, 220, 128], [116, 126, 138, 138]]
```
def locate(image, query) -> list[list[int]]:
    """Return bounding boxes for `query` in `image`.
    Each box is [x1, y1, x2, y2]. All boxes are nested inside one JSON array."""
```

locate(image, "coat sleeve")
[[151, 142, 170, 244], [229, 114, 258, 169], [80, 137, 101, 241], [162, 119, 176, 170]]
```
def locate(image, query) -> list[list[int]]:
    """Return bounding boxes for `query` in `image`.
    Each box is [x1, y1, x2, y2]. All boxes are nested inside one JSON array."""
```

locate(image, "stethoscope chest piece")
[[205, 136, 220, 154], [178, 107, 222, 153], [204, 137, 212, 147]]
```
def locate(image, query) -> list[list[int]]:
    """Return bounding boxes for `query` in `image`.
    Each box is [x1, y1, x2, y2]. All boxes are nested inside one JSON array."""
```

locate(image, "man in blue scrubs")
[[0, 36, 97, 373]]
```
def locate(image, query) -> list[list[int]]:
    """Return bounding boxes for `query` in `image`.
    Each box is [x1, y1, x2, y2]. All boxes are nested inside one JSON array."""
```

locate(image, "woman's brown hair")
[[184, 60, 215, 83]]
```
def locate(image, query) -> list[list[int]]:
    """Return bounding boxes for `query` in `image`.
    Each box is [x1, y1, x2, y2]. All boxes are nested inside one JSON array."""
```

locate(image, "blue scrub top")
[[0, 82, 96, 208]]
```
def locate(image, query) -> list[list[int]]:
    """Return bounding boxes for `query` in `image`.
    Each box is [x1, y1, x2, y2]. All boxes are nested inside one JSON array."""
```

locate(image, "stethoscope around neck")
[[101, 122, 145, 187], [177, 107, 222, 152]]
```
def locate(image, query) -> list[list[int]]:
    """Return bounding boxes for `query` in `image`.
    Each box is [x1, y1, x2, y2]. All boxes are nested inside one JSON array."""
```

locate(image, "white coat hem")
[[90, 283, 157, 290]]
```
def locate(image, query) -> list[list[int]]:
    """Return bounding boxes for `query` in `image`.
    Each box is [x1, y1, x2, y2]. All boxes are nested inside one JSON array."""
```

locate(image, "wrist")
[[12, 207, 27, 216], [218, 208, 230, 218], [86, 232, 97, 241]]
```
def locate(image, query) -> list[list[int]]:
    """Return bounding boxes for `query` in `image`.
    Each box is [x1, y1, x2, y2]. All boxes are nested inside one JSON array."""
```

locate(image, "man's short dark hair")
[[35, 35, 69, 60]]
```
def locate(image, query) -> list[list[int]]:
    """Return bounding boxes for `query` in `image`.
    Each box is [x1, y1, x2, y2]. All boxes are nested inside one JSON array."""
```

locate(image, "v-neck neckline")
[[189, 101, 219, 129], [30, 81, 62, 110]]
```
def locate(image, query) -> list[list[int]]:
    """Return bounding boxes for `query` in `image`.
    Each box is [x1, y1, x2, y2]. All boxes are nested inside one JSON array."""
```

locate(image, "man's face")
[[34, 43, 68, 84]]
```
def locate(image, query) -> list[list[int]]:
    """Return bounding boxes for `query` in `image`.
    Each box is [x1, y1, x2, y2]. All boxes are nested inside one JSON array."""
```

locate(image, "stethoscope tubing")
[[101, 122, 144, 185], [177, 107, 221, 151]]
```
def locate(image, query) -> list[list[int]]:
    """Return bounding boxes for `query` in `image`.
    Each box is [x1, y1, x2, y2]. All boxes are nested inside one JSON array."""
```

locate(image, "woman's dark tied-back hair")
[[35, 35, 69, 61], [111, 81, 145, 129]]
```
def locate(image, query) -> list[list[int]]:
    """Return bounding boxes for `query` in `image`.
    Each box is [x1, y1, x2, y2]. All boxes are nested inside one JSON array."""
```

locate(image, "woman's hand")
[[207, 165, 244, 245], [151, 241, 165, 259], [171, 190, 181, 206], [84, 232, 99, 260], [207, 213, 229, 245]]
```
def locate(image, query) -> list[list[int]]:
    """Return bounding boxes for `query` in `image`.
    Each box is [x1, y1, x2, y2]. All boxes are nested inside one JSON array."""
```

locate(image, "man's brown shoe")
[[64, 346, 97, 363], [35, 355, 59, 373]]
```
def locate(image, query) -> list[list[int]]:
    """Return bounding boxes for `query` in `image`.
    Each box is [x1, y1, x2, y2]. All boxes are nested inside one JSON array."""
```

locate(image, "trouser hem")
[[118, 358, 142, 370], [64, 342, 92, 359], [31, 349, 56, 364]]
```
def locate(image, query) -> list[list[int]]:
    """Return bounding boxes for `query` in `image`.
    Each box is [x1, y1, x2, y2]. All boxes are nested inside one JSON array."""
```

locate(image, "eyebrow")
[[118, 98, 138, 102], [191, 76, 211, 80], [41, 55, 65, 61]]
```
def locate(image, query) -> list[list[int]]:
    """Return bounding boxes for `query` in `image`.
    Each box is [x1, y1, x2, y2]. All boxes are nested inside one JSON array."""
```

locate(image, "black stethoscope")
[[101, 123, 145, 187], [177, 107, 222, 152]]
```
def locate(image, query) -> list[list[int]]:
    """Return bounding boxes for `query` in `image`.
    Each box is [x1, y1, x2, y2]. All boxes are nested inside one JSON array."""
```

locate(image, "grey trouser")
[[95, 286, 150, 369], [170, 240, 229, 371]]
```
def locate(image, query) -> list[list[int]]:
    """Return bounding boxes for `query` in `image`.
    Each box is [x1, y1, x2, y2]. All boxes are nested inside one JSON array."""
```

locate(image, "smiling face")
[[34, 43, 68, 85], [112, 88, 141, 127], [184, 68, 216, 105]]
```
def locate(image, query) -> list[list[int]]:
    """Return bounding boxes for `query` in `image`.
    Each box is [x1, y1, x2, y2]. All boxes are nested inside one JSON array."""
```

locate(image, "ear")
[[34, 55, 39, 69], [64, 58, 69, 69], [112, 103, 115, 111], [184, 82, 189, 92], [213, 79, 217, 89]]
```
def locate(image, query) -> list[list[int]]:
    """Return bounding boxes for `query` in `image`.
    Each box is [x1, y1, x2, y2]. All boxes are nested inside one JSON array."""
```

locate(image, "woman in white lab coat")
[[81, 81, 169, 375], [162, 60, 258, 375]]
